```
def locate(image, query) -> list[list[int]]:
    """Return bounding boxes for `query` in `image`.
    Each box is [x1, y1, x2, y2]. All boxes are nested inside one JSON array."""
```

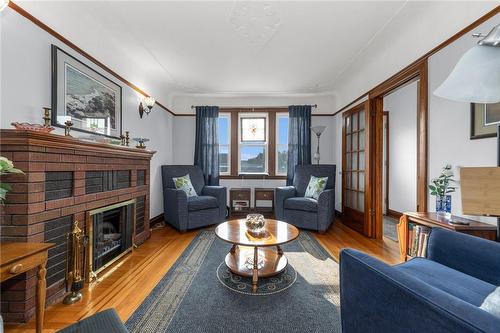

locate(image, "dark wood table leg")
[[36, 260, 47, 333], [252, 246, 258, 293], [277, 245, 283, 256]]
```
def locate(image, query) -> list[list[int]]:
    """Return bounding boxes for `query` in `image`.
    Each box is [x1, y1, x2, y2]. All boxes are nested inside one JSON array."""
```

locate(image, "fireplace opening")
[[87, 199, 135, 281]]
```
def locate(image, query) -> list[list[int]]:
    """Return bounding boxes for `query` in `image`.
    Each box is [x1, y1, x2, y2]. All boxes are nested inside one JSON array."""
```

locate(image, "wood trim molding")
[[368, 60, 428, 239], [386, 209, 403, 220], [7, 1, 175, 116], [149, 213, 164, 226], [220, 175, 286, 180]]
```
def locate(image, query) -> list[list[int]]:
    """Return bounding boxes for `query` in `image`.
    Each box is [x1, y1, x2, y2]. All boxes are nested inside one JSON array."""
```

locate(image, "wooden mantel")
[[0, 129, 156, 158], [0, 129, 155, 323]]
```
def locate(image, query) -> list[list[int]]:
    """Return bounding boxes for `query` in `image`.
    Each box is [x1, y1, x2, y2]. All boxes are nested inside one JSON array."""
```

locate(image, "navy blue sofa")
[[340, 228, 500, 333], [275, 164, 336, 233], [161, 165, 226, 231]]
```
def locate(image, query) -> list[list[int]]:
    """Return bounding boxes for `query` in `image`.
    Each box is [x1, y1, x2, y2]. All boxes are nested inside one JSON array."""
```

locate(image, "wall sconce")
[[139, 96, 155, 119]]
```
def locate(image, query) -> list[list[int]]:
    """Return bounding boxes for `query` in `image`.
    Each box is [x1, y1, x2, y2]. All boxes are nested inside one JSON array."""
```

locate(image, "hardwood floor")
[[5, 219, 399, 333]]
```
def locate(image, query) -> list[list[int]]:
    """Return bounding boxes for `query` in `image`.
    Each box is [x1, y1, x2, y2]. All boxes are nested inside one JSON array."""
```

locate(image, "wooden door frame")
[[368, 59, 428, 239], [341, 100, 374, 237], [383, 111, 389, 215]]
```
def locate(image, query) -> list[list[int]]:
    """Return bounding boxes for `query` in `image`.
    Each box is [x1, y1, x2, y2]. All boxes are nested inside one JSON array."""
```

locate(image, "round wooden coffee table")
[[215, 219, 299, 293]]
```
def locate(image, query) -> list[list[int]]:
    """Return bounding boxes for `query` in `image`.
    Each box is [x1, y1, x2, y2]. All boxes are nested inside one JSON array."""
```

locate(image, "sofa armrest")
[[317, 189, 335, 233], [275, 186, 296, 220], [163, 188, 188, 232], [202, 186, 227, 219], [340, 249, 500, 333], [426, 227, 500, 285]]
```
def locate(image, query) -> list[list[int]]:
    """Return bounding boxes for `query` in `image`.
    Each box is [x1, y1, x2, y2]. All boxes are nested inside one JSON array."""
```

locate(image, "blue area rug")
[[126, 230, 341, 333]]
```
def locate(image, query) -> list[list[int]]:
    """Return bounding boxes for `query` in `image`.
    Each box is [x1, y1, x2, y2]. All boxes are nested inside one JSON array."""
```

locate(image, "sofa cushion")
[[304, 176, 328, 200], [173, 174, 198, 197], [395, 258, 496, 307], [188, 196, 218, 211], [284, 197, 318, 212]]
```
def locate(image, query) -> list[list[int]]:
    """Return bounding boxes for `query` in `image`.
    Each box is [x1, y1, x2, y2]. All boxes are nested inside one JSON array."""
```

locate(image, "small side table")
[[229, 188, 251, 217], [254, 188, 274, 217], [397, 212, 497, 262], [0, 242, 55, 333]]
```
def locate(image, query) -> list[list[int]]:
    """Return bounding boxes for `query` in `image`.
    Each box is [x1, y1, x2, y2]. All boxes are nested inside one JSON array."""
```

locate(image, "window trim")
[[218, 113, 231, 176], [237, 112, 269, 175]]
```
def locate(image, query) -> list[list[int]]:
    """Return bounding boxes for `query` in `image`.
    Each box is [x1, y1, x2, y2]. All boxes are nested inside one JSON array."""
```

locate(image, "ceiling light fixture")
[[139, 96, 155, 119], [434, 24, 500, 104]]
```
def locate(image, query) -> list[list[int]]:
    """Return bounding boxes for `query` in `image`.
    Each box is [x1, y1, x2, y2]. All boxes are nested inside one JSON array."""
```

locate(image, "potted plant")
[[428, 164, 456, 218], [0, 156, 24, 205]]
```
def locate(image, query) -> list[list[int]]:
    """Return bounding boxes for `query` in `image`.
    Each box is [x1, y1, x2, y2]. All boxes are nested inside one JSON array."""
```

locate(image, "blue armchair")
[[275, 164, 336, 233], [161, 165, 226, 231], [340, 228, 500, 333]]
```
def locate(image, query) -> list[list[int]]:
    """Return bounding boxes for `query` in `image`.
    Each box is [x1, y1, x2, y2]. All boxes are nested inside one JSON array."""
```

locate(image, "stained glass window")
[[240, 117, 266, 142]]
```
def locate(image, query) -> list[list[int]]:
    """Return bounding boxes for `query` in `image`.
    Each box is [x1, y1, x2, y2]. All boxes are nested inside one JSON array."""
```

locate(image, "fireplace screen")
[[87, 199, 135, 281]]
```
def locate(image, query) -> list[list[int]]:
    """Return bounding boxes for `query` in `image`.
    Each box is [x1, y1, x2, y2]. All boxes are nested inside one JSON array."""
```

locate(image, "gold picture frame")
[[470, 103, 500, 140]]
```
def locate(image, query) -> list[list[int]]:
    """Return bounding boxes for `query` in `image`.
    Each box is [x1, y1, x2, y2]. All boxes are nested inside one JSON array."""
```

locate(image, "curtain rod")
[[190, 104, 318, 109]]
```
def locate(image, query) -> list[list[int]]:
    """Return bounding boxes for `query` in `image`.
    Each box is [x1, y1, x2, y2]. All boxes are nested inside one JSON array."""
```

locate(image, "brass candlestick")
[[63, 221, 85, 305], [125, 131, 130, 146], [42, 107, 51, 127], [64, 120, 73, 136]]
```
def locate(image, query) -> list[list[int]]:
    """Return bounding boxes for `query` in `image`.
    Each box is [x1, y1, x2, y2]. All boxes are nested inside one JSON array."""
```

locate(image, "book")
[[408, 224, 431, 258]]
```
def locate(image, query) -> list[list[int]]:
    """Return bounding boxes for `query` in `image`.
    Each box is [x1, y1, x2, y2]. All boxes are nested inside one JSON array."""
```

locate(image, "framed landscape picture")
[[51, 45, 122, 138], [470, 102, 500, 140]]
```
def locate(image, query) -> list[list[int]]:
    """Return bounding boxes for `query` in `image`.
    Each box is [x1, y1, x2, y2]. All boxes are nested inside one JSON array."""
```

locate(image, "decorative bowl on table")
[[11, 122, 54, 133], [245, 214, 266, 235]]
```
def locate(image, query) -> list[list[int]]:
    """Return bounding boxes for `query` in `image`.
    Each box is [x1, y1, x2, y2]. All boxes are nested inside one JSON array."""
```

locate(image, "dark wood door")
[[342, 101, 372, 236]]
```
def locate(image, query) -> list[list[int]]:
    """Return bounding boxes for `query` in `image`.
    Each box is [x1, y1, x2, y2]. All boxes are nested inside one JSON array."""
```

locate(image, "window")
[[218, 113, 230, 175], [239, 113, 268, 174], [217, 109, 288, 177], [276, 113, 289, 175]]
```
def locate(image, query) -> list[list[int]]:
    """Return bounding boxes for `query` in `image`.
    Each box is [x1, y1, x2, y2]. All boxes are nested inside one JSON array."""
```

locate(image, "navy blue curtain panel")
[[194, 106, 220, 186], [287, 105, 312, 185]]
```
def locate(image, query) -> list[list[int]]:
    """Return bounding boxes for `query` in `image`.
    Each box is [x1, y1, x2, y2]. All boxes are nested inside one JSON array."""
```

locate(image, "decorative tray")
[[11, 122, 55, 133]]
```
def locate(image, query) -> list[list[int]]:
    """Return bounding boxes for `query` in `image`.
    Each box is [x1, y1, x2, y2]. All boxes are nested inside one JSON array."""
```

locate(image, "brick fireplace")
[[0, 130, 155, 322]]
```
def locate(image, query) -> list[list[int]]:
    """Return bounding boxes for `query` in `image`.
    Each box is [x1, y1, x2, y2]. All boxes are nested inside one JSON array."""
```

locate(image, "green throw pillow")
[[172, 174, 198, 197], [304, 176, 328, 200]]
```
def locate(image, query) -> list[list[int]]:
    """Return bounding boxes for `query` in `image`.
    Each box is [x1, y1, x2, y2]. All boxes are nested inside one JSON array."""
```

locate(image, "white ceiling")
[[16, 0, 409, 103]]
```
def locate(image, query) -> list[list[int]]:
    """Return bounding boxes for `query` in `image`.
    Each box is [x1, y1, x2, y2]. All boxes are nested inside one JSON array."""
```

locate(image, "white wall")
[[331, 1, 499, 110], [428, 13, 499, 224], [384, 80, 418, 213], [170, 93, 338, 204], [0, 9, 174, 218]]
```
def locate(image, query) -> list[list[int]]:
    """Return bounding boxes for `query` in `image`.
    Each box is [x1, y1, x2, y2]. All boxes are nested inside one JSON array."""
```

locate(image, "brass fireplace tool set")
[[63, 221, 86, 305]]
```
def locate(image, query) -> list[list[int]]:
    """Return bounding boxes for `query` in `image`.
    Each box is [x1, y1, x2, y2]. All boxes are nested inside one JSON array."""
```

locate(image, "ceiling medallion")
[[229, 1, 281, 48]]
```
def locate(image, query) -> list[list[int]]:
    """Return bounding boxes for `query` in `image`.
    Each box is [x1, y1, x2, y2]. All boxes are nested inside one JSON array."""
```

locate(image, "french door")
[[342, 101, 374, 237]]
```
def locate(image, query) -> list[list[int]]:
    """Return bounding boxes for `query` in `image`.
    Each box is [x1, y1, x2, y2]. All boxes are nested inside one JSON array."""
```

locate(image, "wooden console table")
[[0, 242, 54, 333], [397, 212, 497, 262]]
